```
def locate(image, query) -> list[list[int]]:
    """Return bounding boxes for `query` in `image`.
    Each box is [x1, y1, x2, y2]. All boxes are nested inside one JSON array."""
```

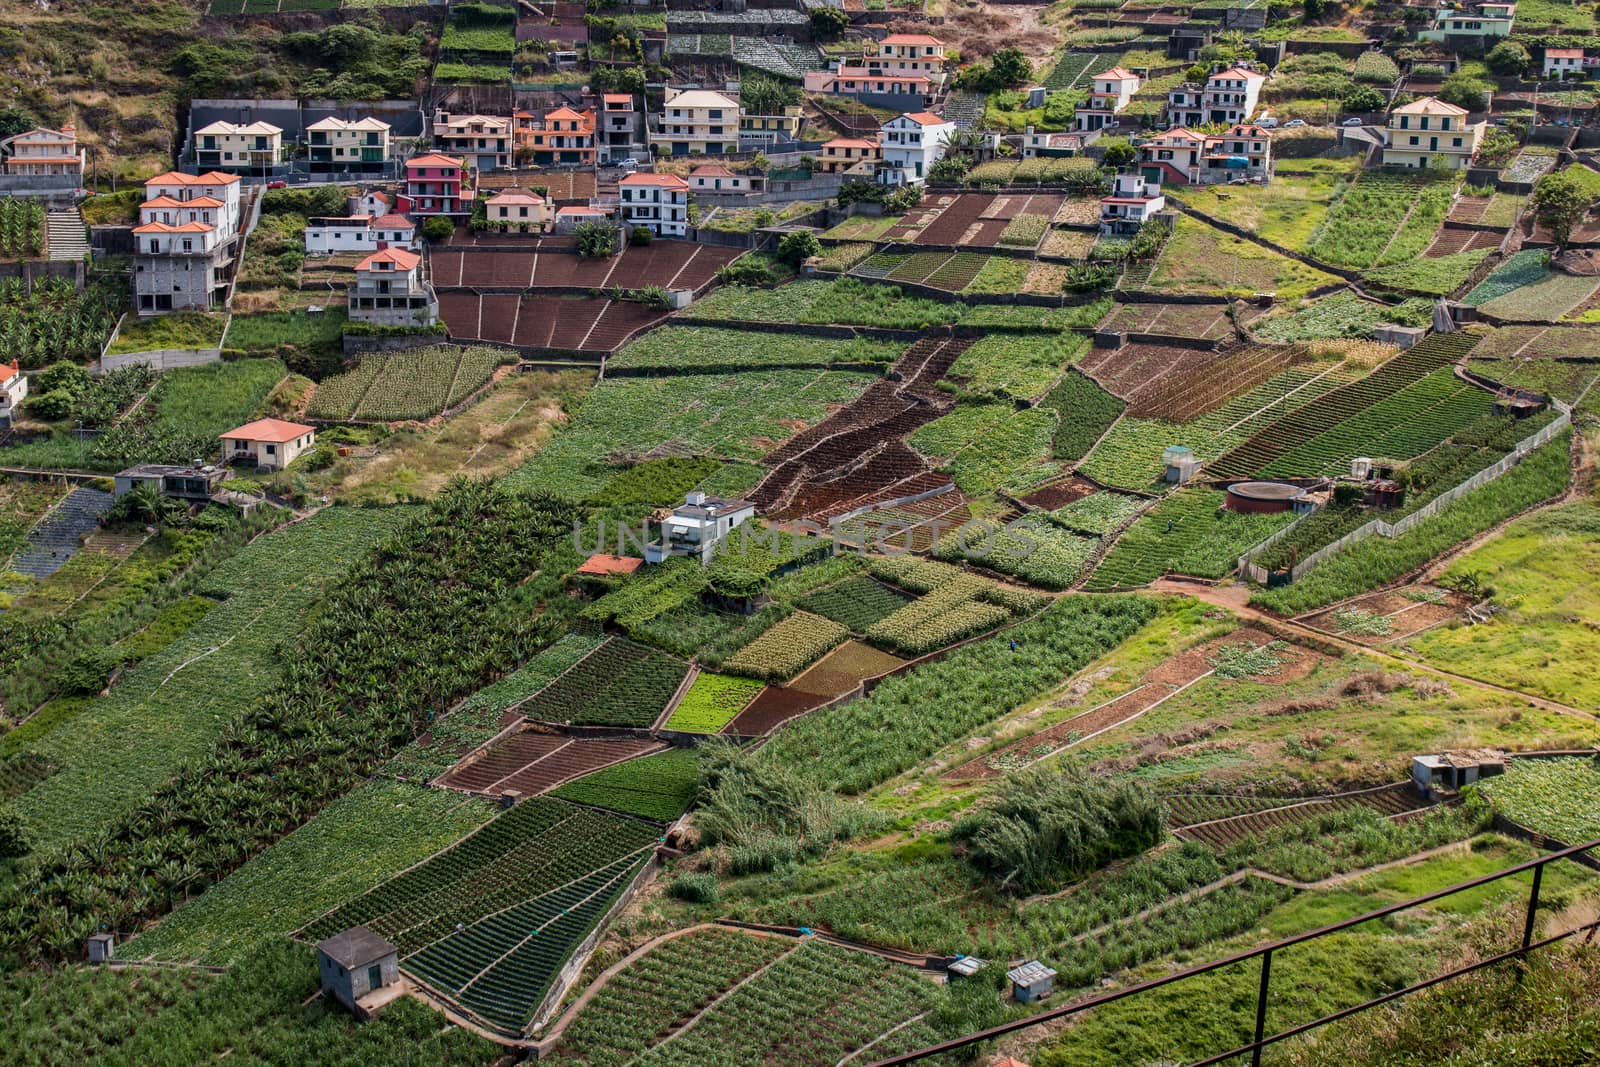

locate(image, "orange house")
[[515, 106, 596, 166]]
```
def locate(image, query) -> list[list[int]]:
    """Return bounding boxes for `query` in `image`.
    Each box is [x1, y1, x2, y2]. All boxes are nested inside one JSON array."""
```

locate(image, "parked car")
[[1341, 118, 1364, 128], [1284, 119, 1307, 128], [613, 158, 639, 170], [1257, 116, 1278, 129], [266, 179, 288, 189]]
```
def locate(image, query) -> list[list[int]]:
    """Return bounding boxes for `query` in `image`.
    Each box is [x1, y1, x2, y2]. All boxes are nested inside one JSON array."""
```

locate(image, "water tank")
[[1352, 457, 1372, 480]]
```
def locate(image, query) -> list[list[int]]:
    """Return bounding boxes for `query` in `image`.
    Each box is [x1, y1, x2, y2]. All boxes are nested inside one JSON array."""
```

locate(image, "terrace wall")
[[98, 347, 223, 374], [0, 259, 84, 288], [528, 850, 663, 1031]]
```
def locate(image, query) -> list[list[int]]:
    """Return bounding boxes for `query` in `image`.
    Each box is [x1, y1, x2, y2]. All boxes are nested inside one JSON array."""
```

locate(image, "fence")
[[869, 835, 1600, 1067], [1237, 402, 1571, 585]]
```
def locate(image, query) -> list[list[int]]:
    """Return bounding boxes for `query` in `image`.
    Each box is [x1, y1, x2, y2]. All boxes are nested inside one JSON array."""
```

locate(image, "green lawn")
[[1177, 157, 1361, 252], [1410, 502, 1600, 710]]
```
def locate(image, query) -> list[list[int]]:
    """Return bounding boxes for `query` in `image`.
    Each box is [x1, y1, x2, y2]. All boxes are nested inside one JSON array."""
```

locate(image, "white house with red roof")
[[220, 418, 317, 472], [133, 170, 244, 314], [1543, 47, 1593, 79], [620, 172, 689, 237], [1138, 124, 1272, 186], [305, 211, 416, 254], [1100, 172, 1165, 235], [348, 246, 437, 327], [878, 111, 955, 186], [1075, 68, 1141, 131], [0, 125, 85, 179], [0, 359, 27, 427], [1166, 66, 1266, 127], [687, 163, 752, 194]]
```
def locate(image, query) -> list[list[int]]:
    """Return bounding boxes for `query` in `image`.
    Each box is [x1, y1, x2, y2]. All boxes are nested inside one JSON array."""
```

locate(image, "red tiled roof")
[[357, 247, 421, 271], [823, 137, 879, 149], [576, 553, 644, 576], [881, 33, 943, 45], [146, 170, 239, 186], [901, 111, 947, 126], [0, 359, 18, 385], [221, 418, 315, 444], [370, 213, 414, 228], [132, 221, 215, 234], [603, 93, 634, 103], [621, 172, 689, 189], [407, 153, 465, 168], [690, 163, 734, 177]]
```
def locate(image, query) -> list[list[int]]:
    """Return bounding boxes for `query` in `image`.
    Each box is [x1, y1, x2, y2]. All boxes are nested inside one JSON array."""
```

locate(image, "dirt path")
[[1146, 578, 1595, 723]]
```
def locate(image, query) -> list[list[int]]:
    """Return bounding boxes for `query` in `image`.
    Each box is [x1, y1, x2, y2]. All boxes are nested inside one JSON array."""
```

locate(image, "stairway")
[[5, 487, 113, 581], [46, 210, 89, 262]]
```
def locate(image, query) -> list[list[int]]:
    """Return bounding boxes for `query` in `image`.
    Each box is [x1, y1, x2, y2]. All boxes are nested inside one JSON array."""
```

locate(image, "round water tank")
[[1225, 481, 1302, 514]]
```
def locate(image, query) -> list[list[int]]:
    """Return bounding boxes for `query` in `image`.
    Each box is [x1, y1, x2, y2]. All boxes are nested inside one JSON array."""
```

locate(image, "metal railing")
[[868, 836, 1600, 1067]]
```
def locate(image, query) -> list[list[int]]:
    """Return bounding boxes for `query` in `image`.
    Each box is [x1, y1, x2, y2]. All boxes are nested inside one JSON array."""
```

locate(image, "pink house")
[[397, 153, 468, 218]]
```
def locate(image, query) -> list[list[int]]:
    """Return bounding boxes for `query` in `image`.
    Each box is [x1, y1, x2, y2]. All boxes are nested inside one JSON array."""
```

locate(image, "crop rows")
[[0, 277, 121, 364], [410, 851, 649, 1033], [550, 928, 794, 1064], [932, 514, 1098, 590], [1306, 171, 1454, 269], [796, 575, 912, 632], [300, 797, 660, 957], [1258, 367, 1494, 476], [12, 507, 414, 851], [949, 331, 1087, 402], [551, 747, 701, 822], [723, 611, 849, 682], [1050, 491, 1144, 535], [661, 672, 765, 733], [1086, 488, 1293, 590], [0, 197, 45, 257], [1174, 784, 1434, 848], [1209, 333, 1481, 478], [1038, 369, 1126, 462], [1132, 343, 1308, 421], [307, 345, 509, 421], [522, 636, 689, 728], [1478, 757, 1600, 844], [389, 633, 607, 781], [760, 595, 1157, 794], [628, 941, 937, 1067], [608, 325, 903, 372]]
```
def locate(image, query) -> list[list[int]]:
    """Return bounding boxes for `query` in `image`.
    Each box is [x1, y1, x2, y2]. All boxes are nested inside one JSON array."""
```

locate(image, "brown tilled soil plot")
[[1300, 585, 1468, 644]]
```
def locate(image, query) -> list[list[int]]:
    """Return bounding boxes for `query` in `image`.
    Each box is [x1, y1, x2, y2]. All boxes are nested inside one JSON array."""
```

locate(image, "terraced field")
[[1173, 783, 1439, 848], [300, 797, 662, 1035], [1209, 333, 1480, 478]]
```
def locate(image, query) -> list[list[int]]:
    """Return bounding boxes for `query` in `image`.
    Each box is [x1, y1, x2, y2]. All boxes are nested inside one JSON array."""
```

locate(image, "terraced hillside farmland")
[[1208, 333, 1481, 478], [300, 797, 662, 1035]]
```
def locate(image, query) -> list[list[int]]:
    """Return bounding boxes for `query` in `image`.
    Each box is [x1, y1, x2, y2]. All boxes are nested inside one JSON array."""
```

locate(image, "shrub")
[[421, 216, 453, 243], [777, 230, 821, 267], [0, 807, 32, 858], [952, 761, 1164, 893], [27, 389, 75, 422], [630, 225, 653, 246], [667, 871, 720, 904], [576, 220, 618, 258]]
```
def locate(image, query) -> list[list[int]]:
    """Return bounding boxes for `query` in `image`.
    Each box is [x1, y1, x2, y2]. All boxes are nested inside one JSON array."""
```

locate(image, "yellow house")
[[306, 117, 392, 169], [194, 121, 285, 173], [652, 88, 741, 156], [1381, 96, 1485, 170], [220, 418, 316, 472], [485, 189, 550, 228], [818, 136, 881, 173], [738, 107, 802, 148]]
